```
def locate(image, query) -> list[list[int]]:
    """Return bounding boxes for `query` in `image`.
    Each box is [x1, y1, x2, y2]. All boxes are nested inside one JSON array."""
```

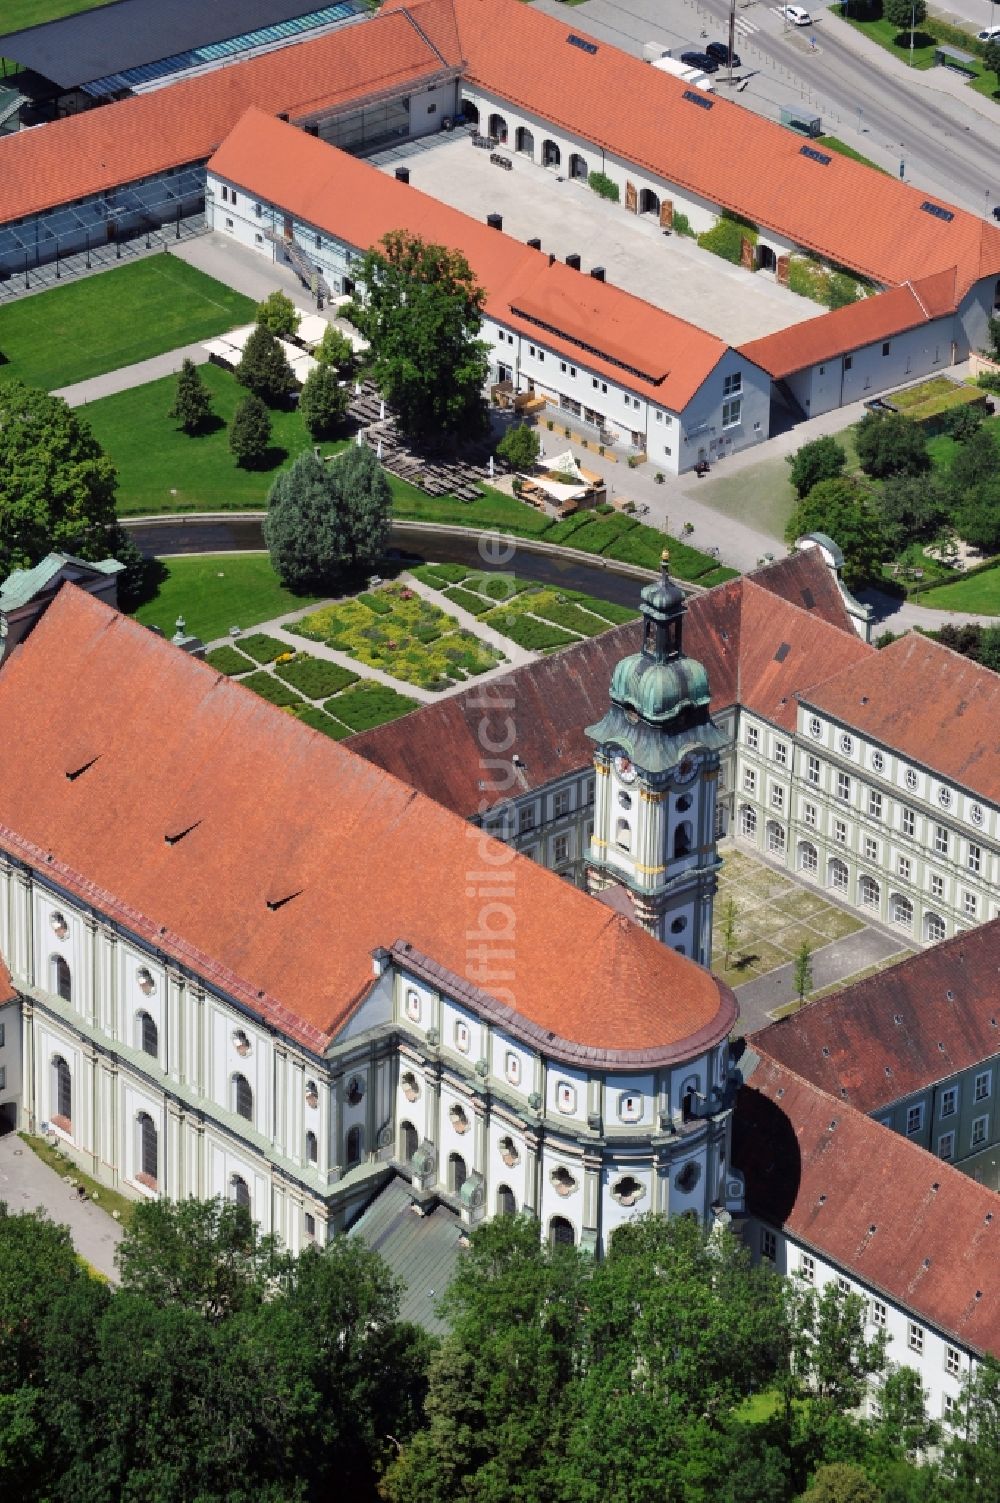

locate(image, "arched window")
[[890, 893, 913, 930], [448, 1151, 467, 1193], [305, 1130, 318, 1165], [51, 1055, 72, 1127], [798, 841, 818, 873], [138, 1011, 158, 1058], [51, 955, 72, 1002], [859, 875, 880, 911], [462, 99, 480, 127], [569, 152, 588, 180], [497, 1184, 516, 1216], [138, 1111, 157, 1184], [549, 1215, 575, 1248], [639, 187, 661, 217], [542, 139, 561, 168], [673, 821, 693, 858], [924, 911, 946, 943], [739, 805, 756, 839], [230, 1174, 250, 1210], [766, 820, 786, 855], [828, 857, 848, 891], [233, 1074, 253, 1121], [615, 817, 631, 851], [515, 125, 534, 156], [346, 1125, 364, 1165], [400, 1120, 418, 1163], [488, 112, 508, 143]]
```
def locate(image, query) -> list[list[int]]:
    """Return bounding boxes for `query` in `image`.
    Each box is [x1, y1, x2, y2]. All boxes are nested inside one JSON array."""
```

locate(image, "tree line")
[[2, 1199, 997, 1503]]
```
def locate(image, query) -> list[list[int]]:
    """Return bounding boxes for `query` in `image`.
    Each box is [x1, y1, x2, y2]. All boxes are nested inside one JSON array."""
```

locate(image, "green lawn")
[[912, 564, 1000, 613], [132, 554, 322, 641], [839, 7, 1000, 98], [816, 136, 887, 174], [0, 258, 254, 391]]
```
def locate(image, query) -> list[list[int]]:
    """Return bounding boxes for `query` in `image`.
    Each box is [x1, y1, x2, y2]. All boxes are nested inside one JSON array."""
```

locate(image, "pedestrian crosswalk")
[[734, 14, 759, 36]]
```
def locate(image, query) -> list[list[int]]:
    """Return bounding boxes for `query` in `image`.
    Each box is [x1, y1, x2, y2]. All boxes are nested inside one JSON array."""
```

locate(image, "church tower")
[[585, 551, 726, 967]]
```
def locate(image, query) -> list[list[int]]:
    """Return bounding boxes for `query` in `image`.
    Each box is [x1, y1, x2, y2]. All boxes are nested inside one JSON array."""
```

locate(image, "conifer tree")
[[236, 325, 296, 408], [229, 393, 271, 469], [168, 358, 213, 435]]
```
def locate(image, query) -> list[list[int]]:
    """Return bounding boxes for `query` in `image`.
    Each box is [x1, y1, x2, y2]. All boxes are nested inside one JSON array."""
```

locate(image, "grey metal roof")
[[0, 0, 350, 90], [0, 553, 123, 613], [350, 1177, 464, 1335]]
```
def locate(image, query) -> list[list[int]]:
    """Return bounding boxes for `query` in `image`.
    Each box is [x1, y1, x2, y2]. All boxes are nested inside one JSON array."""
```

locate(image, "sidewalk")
[[733, 925, 908, 1034], [54, 339, 211, 407], [0, 1132, 122, 1281]]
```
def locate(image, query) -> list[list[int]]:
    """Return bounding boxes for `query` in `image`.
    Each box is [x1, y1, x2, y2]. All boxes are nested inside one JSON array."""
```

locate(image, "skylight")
[[567, 33, 598, 53], [800, 144, 831, 165], [682, 88, 713, 109], [920, 201, 954, 222]]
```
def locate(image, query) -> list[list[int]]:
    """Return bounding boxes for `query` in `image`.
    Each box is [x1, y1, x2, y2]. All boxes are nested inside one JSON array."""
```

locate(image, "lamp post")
[[910, 0, 915, 64]]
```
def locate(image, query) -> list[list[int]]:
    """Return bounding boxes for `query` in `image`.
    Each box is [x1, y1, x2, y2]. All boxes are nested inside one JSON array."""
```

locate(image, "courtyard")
[[373, 130, 823, 345]]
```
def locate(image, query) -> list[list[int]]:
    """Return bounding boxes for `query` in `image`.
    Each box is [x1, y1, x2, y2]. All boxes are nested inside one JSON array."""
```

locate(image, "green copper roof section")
[[0, 552, 123, 613], [586, 703, 727, 774], [608, 651, 711, 725]]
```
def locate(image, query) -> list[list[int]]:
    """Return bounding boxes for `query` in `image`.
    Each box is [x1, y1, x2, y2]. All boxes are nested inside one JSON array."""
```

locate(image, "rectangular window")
[[587, 780, 595, 804], [519, 806, 536, 833], [897, 855, 911, 880], [975, 1071, 991, 1102], [837, 1277, 851, 1296], [655, 410, 663, 423], [761, 1227, 777, 1261], [964, 891, 978, 918], [305, 1212, 316, 1238], [225, 218, 234, 231], [803, 801, 817, 827], [882, 341, 891, 356], [836, 772, 851, 801], [0, 1065, 5, 1091], [807, 755, 820, 786], [864, 837, 878, 862], [971, 1116, 988, 1148], [942, 1394, 957, 1425], [941, 1087, 958, 1118], [554, 790, 570, 818], [934, 825, 949, 856], [799, 1253, 815, 1283], [871, 1298, 887, 1328], [771, 785, 785, 811], [868, 791, 882, 819], [938, 1131, 955, 1161], [746, 725, 759, 750], [906, 1103, 924, 1134], [844, 355, 853, 370], [968, 843, 982, 874], [722, 397, 742, 429], [554, 834, 569, 865], [254, 202, 262, 218], [945, 1345, 961, 1377], [901, 807, 915, 838], [908, 1322, 924, 1354], [834, 819, 847, 845], [560, 362, 567, 373], [930, 873, 944, 898], [315, 233, 322, 249], [774, 741, 788, 766], [743, 767, 757, 794], [570, 366, 576, 377], [0, 1022, 4, 1047], [723, 371, 742, 396], [538, 352, 545, 363]]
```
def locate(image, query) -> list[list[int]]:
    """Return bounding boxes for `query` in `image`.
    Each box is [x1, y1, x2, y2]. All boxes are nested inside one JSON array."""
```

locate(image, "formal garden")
[[408, 562, 639, 650]]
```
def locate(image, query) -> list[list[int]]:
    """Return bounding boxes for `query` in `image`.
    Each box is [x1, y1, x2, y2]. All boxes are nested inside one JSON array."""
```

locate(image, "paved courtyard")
[[713, 845, 914, 1036], [373, 130, 821, 344], [0, 1131, 122, 1280]]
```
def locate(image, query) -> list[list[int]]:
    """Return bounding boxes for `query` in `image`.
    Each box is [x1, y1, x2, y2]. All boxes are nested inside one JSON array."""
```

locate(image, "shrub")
[[481, 610, 577, 650], [671, 211, 693, 237], [530, 599, 610, 636], [240, 671, 305, 708], [237, 633, 288, 663], [275, 656, 359, 697], [654, 472, 665, 484], [358, 591, 394, 616], [326, 681, 419, 729], [291, 703, 352, 738], [855, 412, 930, 479], [588, 171, 620, 202], [787, 256, 829, 303], [204, 645, 252, 675], [696, 217, 747, 265], [497, 422, 540, 471], [409, 562, 468, 585], [255, 291, 299, 339]]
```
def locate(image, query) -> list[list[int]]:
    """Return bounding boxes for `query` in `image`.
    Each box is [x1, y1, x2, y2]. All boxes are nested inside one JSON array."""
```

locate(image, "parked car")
[[680, 49, 720, 72], [977, 25, 1000, 39], [992, 204, 1000, 222], [705, 41, 742, 65], [782, 5, 812, 23]]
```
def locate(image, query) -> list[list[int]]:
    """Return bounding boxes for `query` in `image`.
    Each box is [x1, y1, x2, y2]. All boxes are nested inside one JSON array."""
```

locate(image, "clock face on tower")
[[613, 751, 638, 784], [675, 755, 698, 785]]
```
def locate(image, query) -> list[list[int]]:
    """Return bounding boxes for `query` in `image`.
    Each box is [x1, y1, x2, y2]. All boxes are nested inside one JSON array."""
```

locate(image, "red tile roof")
[[208, 109, 730, 408], [448, 0, 1000, 299], [0, 956, 15, 1005], [352, 552, 859, 815], [736, 580, 873, 731], [0, 4, 460, 222], [750, 917, 1000, 1113], [0, 584, 735, 1060], [734, 1059, 1000, 1357], [802, 630, 1000, 804]]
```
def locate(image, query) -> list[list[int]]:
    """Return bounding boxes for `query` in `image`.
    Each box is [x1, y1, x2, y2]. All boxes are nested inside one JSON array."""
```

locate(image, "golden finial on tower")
[[660, 548, 671, 570]]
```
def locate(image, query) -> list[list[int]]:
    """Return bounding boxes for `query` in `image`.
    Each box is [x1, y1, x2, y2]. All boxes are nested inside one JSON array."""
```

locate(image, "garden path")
[[402, 573, 535, 666], [53, 339, 210, 407]]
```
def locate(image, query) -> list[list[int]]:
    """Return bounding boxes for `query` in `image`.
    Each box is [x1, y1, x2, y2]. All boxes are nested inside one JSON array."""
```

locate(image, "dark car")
[[679, 49, 719, 72], [705, 40, 741, 66], [992, 204, 1000, 222]]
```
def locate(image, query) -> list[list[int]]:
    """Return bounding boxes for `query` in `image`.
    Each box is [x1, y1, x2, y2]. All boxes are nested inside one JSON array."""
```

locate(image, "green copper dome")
[[609, 651, 711, 725], [638, 568, 685, 619]]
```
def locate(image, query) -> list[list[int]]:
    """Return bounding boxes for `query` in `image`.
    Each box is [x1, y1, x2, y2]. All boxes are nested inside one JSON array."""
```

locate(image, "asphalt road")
[[537, 0, 1000, 217]]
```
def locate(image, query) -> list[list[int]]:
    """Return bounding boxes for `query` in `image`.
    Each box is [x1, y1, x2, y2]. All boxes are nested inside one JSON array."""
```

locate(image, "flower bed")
[[205, 644, 253, 675], [443, 586, 495, 615], [275, 655, 359, 698]]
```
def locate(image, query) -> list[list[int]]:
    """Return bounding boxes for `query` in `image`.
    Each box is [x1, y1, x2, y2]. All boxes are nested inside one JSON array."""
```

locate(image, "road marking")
[[735, 16, 758, 34]]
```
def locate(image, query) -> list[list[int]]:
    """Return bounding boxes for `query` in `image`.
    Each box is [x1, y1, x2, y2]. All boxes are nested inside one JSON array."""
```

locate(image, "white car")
[[782, 5, 812, 23]]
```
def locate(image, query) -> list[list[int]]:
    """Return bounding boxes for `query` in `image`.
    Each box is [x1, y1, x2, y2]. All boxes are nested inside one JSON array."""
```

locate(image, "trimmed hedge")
[[529, 599, 612, 636], [542, 512, 598, 543], [205, 645, 253, 675], [240, 671, 305, 707], [357, 591, 393, 615], [567, 594, 640, 624], [291, 703, 353, 738], [443, 586, 495, 615], [326, 682, 419, 730], [481, 610, 577, 651], [236, 632, 288, 663], [275, 655, 360, 697], [461, 571, 533, 599]]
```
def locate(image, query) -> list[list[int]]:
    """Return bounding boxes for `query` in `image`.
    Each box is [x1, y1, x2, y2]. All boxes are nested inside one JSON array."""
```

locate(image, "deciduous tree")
[[786, 477, 885, 589], [496, 422, 541, 471], [855, 413, 929, 480], [787, 436, 847, 499], [352, 230, 490, 437], [264, 450, 348, 589], [884, 0, 926, 30], [336, 441, 392, 571], [255, 290, 299, 339], [314, 323, 354, 374]]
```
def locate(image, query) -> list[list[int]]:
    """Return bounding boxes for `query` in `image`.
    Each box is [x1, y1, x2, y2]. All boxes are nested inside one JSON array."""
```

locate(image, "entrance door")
[[283, 214, 293, 241]]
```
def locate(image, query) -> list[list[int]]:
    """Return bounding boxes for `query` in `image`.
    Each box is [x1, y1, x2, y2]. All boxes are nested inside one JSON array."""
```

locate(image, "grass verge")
[[132, 555, 321, 642], [817, 135, 888, 173], [910, 562, 1000, 613], [19, 1132, 136, 1228]]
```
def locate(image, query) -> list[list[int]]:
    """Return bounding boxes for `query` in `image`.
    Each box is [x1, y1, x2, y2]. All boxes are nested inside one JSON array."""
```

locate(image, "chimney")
[[590, 265, 606, 282], [527, 237, 541, 250], [395, 166, 410, 184], [566, 252, 581, 271], [486, 212, 502, 231], [548, 252, 555, 266]]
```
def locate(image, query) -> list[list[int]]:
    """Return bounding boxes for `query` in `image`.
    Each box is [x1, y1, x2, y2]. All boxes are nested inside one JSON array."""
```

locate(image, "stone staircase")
[[264, 227, 331, 300]]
